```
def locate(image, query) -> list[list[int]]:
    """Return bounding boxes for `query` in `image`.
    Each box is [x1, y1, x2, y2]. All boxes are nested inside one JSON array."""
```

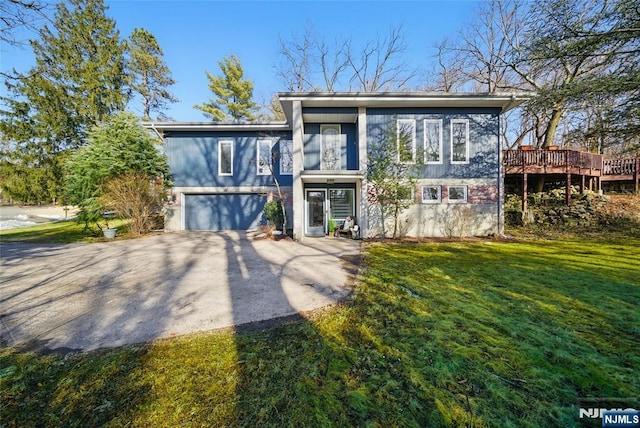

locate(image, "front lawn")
[[1, 237, 638, 426], [0, 218, 129, 243]]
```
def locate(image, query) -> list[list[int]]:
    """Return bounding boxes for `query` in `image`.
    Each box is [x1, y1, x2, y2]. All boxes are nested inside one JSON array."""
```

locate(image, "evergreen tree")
[[194, 54, 257, 122], [127, 28, 177, 121], [65, 111, 169, 229], [0, 0, 127, 203]]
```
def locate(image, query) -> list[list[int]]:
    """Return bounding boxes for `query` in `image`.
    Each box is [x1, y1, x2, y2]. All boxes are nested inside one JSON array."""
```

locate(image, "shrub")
[[100, 174, 166, 235], [263, 200, 284, 230]]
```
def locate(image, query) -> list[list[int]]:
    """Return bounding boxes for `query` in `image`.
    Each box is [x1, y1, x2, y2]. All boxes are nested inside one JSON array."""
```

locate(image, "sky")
[[2, 0, 481, 122]]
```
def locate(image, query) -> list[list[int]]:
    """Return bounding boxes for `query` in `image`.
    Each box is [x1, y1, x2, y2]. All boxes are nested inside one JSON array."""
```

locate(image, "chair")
[[337, 216, 357, 239]]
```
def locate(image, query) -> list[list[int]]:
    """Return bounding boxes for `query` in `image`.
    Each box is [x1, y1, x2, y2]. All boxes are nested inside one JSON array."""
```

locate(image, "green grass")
[[0, 219, 129, 243], [1, 236, 639, 426]]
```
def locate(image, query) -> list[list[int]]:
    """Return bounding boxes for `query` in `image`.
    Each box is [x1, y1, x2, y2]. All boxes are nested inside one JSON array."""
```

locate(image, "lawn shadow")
[[219, 233, 361, 425]]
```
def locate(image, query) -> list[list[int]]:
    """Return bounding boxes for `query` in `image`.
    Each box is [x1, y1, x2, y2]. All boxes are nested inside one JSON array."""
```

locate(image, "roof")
[[142, 122, 290, 133], [145, 91, 530, 133]]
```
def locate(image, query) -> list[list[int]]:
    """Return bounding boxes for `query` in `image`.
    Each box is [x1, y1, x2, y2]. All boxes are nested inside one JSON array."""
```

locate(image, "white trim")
[[423, 119, 443, 164], [257, 139, 272, 176], [450, 119, 469, 164], [218, 140, 234, 176], [397, 118, 416, 163], [421, 185, 442, 203], [448, 185, 468, 203], [279, 140, 293, 175]]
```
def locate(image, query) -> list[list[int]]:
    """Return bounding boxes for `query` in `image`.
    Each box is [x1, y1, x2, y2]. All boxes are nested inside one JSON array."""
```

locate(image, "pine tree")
[[0, 0, 127, 203], [127, 28, 177, 121], [194, 54, 257, 122]]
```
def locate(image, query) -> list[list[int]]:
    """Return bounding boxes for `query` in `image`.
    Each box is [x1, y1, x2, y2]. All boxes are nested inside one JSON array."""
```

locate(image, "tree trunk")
[[542, 104, 563, 148]]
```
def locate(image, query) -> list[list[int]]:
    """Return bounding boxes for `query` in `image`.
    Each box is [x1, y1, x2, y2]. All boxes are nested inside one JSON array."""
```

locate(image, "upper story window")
[[397, 119, 416, 163], [279, 140, 293, 175], [257, 139, 272, 176], [218, 140, 233, 176], [321, 124, 341, 170], [424, 119, 443, 164], [451, 119, 469, 164]]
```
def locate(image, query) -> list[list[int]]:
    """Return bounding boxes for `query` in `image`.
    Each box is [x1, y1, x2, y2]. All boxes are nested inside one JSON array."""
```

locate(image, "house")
[[148, 92, 526, 240]]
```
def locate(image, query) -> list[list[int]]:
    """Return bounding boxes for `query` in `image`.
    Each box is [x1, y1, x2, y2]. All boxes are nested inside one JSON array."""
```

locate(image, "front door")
[[306, 190, 326, 236]]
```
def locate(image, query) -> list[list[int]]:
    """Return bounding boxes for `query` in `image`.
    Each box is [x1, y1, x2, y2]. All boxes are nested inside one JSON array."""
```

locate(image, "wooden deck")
[[503, 149, 639, 210]]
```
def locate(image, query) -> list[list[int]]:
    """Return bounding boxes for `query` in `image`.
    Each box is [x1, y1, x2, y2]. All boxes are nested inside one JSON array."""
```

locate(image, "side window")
[[397, 119, 416, 163], [422, 185, 441, 203], [448, 185, 468, 203], [424, 119, 443, 164], [257, 139, 272, 176], [218, 140, 233, 176], [451, 119, 469, 164], [279, 140, 293, 175]]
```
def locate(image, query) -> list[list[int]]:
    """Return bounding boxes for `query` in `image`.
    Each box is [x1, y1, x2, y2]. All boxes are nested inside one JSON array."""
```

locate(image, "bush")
[[100, 174, 166, 235], [263, 200, 284, 230]]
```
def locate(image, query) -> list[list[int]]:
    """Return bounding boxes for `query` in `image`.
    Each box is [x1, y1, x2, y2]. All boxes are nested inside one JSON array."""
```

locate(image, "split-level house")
[[149, 92, 525, 240]]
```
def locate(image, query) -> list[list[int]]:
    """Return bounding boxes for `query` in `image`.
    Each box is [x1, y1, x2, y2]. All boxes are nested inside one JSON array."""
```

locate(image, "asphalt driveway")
[[0, 232, 361, 352]]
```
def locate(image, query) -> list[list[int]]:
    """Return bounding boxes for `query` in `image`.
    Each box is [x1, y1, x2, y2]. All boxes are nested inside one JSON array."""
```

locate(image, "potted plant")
[[101, 211, 117, 238], [328, 219, 338, 237], [76, 198, 117, 239]]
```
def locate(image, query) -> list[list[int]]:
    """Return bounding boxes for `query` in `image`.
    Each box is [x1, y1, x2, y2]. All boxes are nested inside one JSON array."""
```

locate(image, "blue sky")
[[2, 0, 480, 121]]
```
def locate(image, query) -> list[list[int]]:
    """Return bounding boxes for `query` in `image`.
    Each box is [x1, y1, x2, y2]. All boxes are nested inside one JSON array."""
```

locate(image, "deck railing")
[[603, 158, 638, 176], [503, 149, 603, 170]]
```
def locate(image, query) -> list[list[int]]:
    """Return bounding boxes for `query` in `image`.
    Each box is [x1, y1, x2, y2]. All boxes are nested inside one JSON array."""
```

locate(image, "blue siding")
[[185, 194, 267, 230], [165, 131, 293, 187], [303, 123, 359, 170], [366, 108, 501, 179]]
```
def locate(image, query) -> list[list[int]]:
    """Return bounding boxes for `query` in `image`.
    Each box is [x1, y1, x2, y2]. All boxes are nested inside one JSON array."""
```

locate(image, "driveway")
[[0, 232, 361, 352]]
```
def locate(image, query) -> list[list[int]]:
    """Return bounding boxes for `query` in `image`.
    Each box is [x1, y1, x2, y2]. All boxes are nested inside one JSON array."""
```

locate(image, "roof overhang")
[[279, 91, 531, 124], [142, 122, 290, 133], [301, 170, 364, 183]]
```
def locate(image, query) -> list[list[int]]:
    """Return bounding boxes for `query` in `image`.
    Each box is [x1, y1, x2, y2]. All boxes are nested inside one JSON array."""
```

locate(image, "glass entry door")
[[306, 190, 326, 236]]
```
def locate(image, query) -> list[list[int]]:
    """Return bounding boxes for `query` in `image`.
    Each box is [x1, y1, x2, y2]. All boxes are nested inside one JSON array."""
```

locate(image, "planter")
[[103, 228, 117, 239], [547, 145, 559, 151], [519, 145, 534, 151]]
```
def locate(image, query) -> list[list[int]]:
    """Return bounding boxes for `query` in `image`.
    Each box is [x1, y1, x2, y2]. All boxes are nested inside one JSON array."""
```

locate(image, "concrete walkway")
[[0, 232, 361, 352]]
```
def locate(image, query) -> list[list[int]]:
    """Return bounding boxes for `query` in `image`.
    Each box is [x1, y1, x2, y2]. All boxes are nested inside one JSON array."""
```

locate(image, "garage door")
[[185, 194, 267, 231]]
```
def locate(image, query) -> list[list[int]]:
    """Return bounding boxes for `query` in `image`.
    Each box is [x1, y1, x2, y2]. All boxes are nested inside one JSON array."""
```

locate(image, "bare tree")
[[1, 0, 49, 46], [347, 24, 416, 91], [318, 36, 349, 91], [276, 25, 316, 91], [276, 23, 415, 92], [424, 38, 467, 92]]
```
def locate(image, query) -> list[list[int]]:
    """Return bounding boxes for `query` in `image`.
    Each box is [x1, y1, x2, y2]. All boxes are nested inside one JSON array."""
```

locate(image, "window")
[[422, 186, 441, 203], [257, 140, 272, 175], [448, 185, 467, 203], [321, 124, 341, 170], [329, 189, 355, 223], [279, 140, 293, 175], [218, 140, 233, 176], [397, 119, 416, 163], [451, 119, 469, 164], [424, 119, 443, 164]]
